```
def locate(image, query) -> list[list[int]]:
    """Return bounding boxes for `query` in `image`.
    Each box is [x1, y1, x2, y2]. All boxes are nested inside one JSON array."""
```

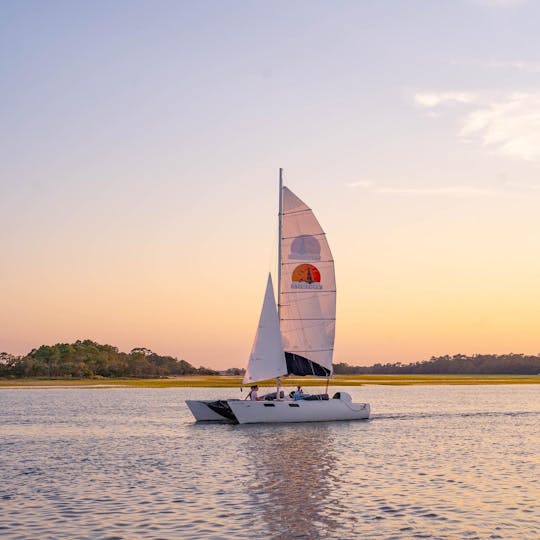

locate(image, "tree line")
[[2, 342, 539, 378], [0, 340, 220, 378], [333, 353, 540, 375]]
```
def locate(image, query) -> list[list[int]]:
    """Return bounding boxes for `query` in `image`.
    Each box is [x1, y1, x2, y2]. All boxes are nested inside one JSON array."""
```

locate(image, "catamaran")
[[186, 169, 370, 423]]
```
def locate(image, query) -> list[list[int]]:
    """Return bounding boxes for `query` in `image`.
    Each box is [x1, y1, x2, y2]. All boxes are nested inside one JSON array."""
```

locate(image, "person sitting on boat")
[[247, 384, 263, 401], [293, 385, 307, 401]]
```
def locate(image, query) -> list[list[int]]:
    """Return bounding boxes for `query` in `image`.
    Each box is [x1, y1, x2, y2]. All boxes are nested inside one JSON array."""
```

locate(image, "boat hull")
[[185, 400, 233, 422], [186, 395, 370, 424], [227, 399, 370, 424]]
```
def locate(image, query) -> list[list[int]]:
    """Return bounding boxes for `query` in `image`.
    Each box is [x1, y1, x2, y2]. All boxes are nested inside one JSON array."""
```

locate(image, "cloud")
[[451, 59, 540, 73], [415, 89, 540, 162], [348, 181, 501, 196], [415, 92, 478, 107], [459, 93, 540, 162], [497, 60, 540, 73], [375, 186, 498, 195], [347, 180, 374, 188]]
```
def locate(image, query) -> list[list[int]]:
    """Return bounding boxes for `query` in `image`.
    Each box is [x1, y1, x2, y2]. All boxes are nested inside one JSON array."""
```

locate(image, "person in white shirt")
[[247, 384, 262, 401]]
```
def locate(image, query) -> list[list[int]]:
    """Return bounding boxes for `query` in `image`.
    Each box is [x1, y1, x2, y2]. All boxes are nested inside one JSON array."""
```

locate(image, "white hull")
[[186, 395, 370, 424], [228, 399, 370, 424], [185, 400, 230, 422]]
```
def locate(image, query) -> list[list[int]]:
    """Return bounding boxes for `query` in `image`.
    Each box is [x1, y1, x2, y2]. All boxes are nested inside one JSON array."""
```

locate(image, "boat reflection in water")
[[237, 423, 346, 539]]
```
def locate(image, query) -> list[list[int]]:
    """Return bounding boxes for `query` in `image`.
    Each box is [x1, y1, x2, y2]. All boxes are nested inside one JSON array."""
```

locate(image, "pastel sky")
[[2, 0, 540, 369]]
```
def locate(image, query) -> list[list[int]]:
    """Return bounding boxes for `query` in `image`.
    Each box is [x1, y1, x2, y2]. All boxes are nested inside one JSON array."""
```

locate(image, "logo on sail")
[[288, 235, 321, 261], [291, 264, 322, 289]]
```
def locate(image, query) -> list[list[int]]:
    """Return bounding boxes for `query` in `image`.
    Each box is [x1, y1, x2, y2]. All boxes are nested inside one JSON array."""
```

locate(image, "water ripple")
[[0, 385, 539, 539]]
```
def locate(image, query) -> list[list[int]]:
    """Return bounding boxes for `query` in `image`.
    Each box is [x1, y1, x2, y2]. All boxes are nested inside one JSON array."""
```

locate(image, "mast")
[[278, 167, 283, 319], [276, 168, 283, 398]]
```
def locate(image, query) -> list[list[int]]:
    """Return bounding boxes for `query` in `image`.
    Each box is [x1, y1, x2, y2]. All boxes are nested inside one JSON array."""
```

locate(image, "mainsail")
[[243, 274, 288, 384], [279, 187, 336, 377]]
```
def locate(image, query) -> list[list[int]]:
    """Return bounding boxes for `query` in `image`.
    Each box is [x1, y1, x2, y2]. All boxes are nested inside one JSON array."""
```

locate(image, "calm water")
[[0, 385, 539, 539]]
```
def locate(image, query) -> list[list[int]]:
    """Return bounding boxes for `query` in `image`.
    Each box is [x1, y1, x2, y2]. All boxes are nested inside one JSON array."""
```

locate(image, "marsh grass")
[[1, 374, 538, 388]]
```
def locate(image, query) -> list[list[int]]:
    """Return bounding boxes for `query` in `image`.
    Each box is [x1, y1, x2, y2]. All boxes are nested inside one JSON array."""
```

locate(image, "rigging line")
[[267, 218, 278, 278]]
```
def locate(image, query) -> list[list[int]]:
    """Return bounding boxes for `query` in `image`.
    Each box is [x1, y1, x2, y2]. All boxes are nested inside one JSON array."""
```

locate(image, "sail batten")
[[279, 186, 336, 376], [281, 233, 327, 240], [281, 259, 334, 265]]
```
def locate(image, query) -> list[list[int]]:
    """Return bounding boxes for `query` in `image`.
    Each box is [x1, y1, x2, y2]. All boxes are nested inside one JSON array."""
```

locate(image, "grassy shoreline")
[[0, 374, 539, 388]]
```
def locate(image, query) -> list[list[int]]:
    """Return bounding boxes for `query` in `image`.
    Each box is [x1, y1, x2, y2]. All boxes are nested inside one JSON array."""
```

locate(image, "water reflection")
[[2, 387, 539, 539], [237, 424, 342, 539]]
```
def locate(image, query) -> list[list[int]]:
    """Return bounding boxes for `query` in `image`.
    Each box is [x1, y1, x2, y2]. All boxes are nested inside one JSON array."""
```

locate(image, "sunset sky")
[[2, 0, 540, 369]]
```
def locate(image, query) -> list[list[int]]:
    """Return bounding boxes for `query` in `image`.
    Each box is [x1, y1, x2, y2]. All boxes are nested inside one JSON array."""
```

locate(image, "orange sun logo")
[[291, 264, 321, 284]]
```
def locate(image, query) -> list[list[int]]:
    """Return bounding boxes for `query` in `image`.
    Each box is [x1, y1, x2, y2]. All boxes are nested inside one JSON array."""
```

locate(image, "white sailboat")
[[186, 169, 370, 423]]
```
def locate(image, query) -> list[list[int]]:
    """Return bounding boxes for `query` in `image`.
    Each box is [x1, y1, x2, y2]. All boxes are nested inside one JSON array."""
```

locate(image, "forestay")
[[280, 187, 336, 376], [243, 274, 288, 384]]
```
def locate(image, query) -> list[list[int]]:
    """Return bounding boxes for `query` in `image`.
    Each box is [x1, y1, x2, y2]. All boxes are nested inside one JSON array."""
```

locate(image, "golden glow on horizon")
[[3, 185, 540, 370], [4, 3, 540, 369]]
